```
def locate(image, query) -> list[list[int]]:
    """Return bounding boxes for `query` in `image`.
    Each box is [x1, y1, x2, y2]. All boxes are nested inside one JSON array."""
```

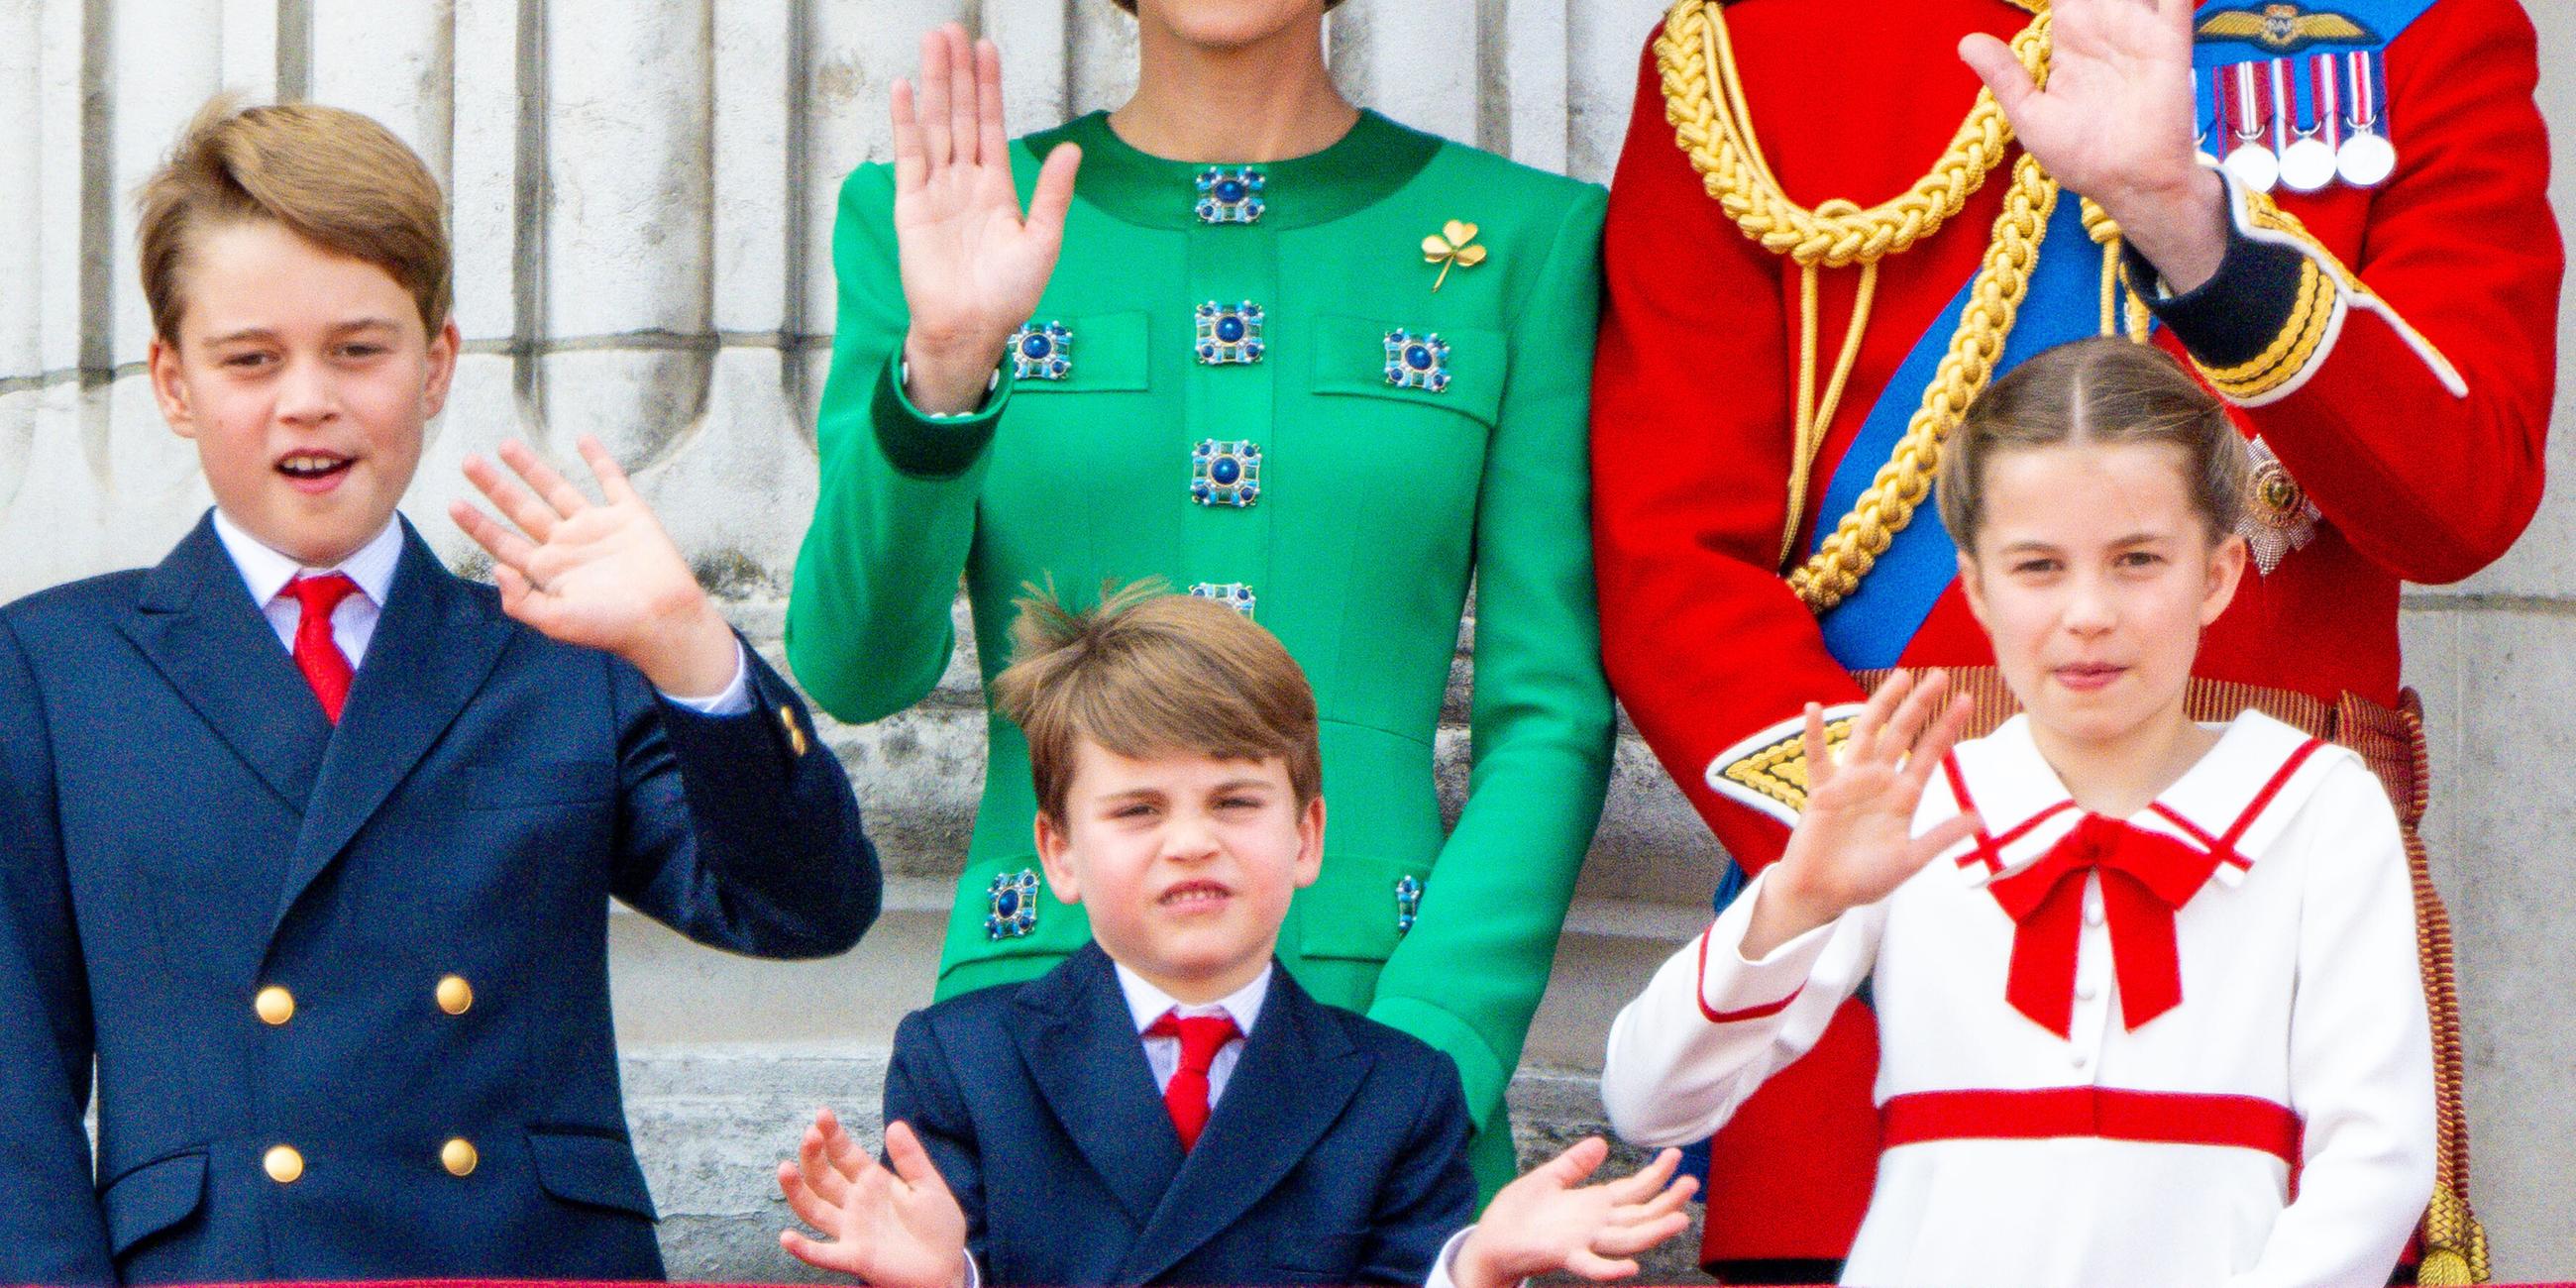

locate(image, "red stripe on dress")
[[1694, 925, 1806, 1023], [2147, 736, 2328, 870], [1879, 1087, 2303, 1167]]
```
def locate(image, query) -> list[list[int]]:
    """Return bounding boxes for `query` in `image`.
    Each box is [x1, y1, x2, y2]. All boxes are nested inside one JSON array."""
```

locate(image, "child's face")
[[1133, 0, 1327, 53], [1959, 440, 2248, 752], [149, 218, 458, 568], [1035, 738, 1324, 1004]]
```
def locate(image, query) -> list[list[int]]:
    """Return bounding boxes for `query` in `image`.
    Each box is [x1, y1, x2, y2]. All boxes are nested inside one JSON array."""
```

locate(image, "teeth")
[[278, 454, 348, 477]]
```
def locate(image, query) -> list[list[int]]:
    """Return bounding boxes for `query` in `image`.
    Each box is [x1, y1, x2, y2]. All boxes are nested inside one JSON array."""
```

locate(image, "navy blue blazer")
[[886, 942, 1476, 1286], [0, 513, 880, 1284]]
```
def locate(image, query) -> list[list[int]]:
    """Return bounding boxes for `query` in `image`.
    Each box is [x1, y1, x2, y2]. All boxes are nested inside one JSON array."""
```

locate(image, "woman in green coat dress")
[[787, 2, 1612, 1196]]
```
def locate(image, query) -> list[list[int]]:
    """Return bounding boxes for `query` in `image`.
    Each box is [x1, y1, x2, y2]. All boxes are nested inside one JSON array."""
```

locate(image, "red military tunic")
[[1592, 0, 2558, 1270]]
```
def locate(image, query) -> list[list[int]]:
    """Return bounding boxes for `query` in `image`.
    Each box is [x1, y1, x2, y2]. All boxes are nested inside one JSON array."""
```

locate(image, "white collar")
[[211, 509, 405, 611], [1932, 710, 2341, 890], [1115, 961, 1272, 1037]]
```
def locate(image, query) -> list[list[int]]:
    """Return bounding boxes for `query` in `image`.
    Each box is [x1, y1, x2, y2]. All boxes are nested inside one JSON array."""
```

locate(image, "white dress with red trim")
[[1603, 711, 2434, 1287]]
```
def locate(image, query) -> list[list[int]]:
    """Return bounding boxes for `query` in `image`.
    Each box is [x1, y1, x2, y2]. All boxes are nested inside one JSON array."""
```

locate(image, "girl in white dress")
[[1600, 338, 2434, 1288]]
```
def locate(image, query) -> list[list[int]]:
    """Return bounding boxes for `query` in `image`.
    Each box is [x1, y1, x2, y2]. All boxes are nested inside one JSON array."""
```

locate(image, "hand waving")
[[1747, 672, 1981, 956], [896, 24, 1082, 414], [1959, 0, 2224, 287], [1450, 1138, 1696, 1288], [450, 437, 739, 698], [778, 1111, 971, 1288]]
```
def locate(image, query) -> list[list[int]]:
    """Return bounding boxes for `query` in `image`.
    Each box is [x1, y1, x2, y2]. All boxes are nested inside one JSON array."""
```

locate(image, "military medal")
[[2221, 62, 2280, 193], [2337, 50, 2396, 187], [2238, 436, 2320, 574], [2277, 56, 2338, 193]]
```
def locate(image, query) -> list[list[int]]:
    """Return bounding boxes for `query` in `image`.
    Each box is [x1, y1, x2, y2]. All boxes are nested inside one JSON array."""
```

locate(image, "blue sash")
[[1801, 0, 2440, 673]]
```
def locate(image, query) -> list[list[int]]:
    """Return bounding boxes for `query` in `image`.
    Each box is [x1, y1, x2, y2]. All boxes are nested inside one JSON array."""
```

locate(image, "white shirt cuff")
[[658, 638, 755, 715], [1426, 1225, 1521, 1288]]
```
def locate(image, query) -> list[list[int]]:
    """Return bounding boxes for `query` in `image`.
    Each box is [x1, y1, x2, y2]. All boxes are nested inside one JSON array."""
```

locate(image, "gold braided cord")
[[1657, 0, 2059, 606], [1785, 156, 2060, 611], [1656, 1, 2052, 268], [2081, 199, 2154, 343]]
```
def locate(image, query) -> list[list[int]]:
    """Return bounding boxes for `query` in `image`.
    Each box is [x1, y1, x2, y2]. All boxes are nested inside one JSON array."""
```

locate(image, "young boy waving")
[[779, 584, 1693, 1287], [0, 98, 881, 1284]]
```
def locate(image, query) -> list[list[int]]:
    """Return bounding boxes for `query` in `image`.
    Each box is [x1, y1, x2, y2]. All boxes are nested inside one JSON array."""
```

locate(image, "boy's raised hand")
[[1748, 671, 1981, 957], [895, 23, 1081, 415], [1449, 1138, 1695, 1288], [777, 1111, 970, 1288], [451, 437, 740, 699]]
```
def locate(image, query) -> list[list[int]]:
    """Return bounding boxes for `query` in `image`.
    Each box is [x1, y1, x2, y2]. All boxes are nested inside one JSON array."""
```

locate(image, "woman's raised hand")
[[895, 23, 1082, 415], [1744, 672, 1981, 957]]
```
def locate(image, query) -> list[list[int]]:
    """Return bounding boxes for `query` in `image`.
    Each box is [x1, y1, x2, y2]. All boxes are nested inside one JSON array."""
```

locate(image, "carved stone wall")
[[4, 1, 2572, 1277]]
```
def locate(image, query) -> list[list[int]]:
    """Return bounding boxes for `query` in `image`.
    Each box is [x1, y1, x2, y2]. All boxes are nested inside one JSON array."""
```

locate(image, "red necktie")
[[284, 574, 362, 723], [1145, 1010, 1240, 1151], [1985, 813, 2228, 1038]]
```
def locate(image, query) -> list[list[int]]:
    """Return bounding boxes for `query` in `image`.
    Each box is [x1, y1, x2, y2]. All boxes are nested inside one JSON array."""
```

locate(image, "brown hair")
[[994, 579, 1323, 824], [1936, 337, 2249, 553], [137, 95, 452, 345]]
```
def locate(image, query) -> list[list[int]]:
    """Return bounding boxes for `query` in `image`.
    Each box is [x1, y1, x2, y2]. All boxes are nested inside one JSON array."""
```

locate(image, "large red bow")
[[1985, 813, 2227, 1038]]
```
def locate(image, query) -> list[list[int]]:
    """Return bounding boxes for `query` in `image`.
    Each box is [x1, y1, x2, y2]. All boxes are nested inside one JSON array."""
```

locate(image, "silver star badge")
[[2238, 436, 2319, 575]]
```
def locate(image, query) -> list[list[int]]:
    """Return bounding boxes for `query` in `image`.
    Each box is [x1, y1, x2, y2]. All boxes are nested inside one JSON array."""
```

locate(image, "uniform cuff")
[[2120, 175, 2310, 370], [873, 351, 1012, 480]]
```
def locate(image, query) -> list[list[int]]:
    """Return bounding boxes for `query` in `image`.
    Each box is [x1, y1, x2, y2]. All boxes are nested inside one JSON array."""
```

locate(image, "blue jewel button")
[[1191, 439, 1262, 507], [1383, 329, 1450, 392], [1194, 166, 1266, 224], [985, 869, 1040, 939], [1008, 321, 1072, 381], [1197, 302, 1265, 366], [1189, 583, 1257, 616], [1395, 875, 1423, 934]]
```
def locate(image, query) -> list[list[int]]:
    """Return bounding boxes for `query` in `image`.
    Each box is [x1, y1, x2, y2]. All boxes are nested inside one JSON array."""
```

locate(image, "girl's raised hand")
[[894, 23, 1082, 415], [1746, 671, 1980, 955]]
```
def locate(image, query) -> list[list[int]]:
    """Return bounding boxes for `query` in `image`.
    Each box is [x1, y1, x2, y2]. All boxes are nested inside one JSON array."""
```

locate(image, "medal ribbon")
[[1985, 814, 2228, 1038]]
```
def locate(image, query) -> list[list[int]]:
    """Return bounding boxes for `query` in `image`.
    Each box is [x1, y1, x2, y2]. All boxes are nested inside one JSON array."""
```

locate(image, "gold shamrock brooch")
[[1423, 220, 1487, 292]]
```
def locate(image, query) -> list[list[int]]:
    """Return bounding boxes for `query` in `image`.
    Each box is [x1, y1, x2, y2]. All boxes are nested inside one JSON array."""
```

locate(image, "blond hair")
[[994, 579, 1322, 824], [137, 95, 452, 345], [1937, 338, 2250, 553]]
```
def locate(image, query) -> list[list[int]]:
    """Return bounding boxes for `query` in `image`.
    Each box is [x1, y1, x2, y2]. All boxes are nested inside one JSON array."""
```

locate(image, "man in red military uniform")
[[1592, 0, 2559, 1279]]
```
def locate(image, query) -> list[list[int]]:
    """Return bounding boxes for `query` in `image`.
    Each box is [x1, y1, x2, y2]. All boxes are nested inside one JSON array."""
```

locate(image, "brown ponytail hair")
[[1937, 338, 2249, 554]]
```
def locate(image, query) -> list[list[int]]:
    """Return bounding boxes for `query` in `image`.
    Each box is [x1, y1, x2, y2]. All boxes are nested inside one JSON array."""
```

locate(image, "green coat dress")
[[787, 109, 1612, 1193]]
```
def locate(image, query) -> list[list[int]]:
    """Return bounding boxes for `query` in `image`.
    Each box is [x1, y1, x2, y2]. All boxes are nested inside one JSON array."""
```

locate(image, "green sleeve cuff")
[[1367, 996, 1507, 1132], [872, 351, 1013, 480]]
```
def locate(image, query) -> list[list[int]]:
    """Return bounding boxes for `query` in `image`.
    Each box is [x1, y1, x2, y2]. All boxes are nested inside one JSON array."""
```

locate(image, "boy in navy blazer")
[[0, 99, 880, 1283], [776, 585, 1694, 1288]]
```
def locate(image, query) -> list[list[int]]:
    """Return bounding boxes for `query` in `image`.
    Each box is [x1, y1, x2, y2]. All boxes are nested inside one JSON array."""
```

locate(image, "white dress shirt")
[[210, 509, 751, 714], [1114, 962, 1271, 1106]]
